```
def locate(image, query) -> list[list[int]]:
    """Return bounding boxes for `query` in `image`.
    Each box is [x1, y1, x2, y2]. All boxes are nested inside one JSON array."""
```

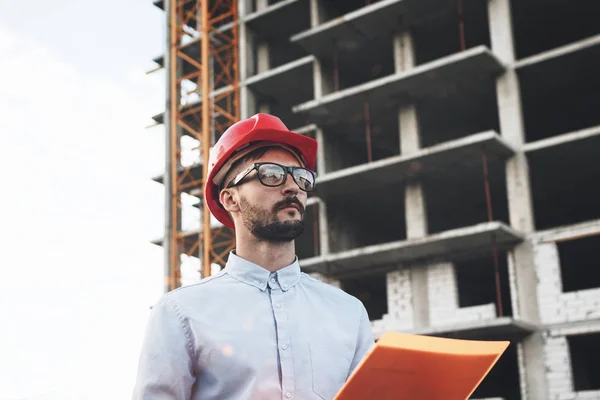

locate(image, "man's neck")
[[234, 236, 296, 273]]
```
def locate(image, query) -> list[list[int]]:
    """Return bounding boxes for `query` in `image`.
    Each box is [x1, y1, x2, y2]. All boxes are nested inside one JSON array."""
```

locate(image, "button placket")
[[270, 285, 295, 399]]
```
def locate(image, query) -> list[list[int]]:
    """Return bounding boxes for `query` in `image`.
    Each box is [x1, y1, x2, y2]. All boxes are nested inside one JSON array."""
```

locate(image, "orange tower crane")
[[160, 0, 239, 292]]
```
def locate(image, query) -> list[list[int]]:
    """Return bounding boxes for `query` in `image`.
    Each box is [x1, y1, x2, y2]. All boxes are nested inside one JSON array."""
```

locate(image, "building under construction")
[[149, 0, 600, 398]]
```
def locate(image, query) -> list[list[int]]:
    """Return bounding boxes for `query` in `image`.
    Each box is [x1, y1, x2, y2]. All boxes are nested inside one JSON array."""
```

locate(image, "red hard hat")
[[205, 113, 318, 230]]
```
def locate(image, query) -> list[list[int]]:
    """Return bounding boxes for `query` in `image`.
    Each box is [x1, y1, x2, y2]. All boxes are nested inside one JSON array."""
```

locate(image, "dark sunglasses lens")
[[293, 168, 315, 191], [258, 164, 286, 186]]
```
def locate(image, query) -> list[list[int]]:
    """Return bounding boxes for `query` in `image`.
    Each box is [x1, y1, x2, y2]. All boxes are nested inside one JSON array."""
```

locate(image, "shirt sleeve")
[[132, 296, 196, 400], [347, 300, 375, 377]]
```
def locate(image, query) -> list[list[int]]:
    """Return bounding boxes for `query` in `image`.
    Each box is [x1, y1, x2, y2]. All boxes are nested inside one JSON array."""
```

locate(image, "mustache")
[[273, 197, 304, 214]]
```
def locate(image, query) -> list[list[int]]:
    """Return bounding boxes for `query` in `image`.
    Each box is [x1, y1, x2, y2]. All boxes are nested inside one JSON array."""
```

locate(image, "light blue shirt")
[[133, 251, 375, 400]]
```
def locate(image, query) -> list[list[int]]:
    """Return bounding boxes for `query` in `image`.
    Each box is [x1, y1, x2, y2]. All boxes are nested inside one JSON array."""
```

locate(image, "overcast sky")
[[0, 1, 197, 398]]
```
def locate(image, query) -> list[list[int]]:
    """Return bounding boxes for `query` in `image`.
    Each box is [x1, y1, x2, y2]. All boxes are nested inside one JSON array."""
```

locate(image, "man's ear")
[[219, 188, 240, 213]]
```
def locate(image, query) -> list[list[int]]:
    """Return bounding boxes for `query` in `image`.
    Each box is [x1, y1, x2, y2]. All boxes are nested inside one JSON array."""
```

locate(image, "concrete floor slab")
[[291, 123, 317, 135], [315, 131, 515, 199], [545, 318, 600, 337], [414, 317, 538, 342], [514, 34, 600, 70], [293, 46, 505, 124], [523, 125, 600, 153], [291, 0, 409, 58], [533, 219, 600, 244], [300, 222, 524, 277]]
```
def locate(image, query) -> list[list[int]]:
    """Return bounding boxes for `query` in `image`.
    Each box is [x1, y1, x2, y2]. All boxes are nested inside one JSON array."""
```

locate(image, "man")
[[133, 113, 374, 399]]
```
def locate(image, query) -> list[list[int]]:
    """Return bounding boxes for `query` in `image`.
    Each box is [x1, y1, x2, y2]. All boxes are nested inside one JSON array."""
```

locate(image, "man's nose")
[[281, 173, 300, 195]]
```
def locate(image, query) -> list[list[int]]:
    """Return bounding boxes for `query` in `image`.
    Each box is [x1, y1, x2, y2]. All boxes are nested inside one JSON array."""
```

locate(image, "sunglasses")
[[225, 162, 317, 192]]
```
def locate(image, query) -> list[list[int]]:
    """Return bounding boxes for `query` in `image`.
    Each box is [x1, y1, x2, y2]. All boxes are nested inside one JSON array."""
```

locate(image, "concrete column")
[[488, 0, 534, 233], [411, 264, 429, 329], [312, 59, 334, 98], [394, 31, 426, 239], [317, 198, 330, 256], [393, 30, 429, 329], [258, 102, 271, 114], [309, 0, 328, 27], [255, 0, 269, 11], [315, 128, 327, 175], [394, 31, 426, 238], [488, 1, 548, 398], [243, 90, 257, 119], [520, 332, 551, 400], [256, 42, 270, 74]]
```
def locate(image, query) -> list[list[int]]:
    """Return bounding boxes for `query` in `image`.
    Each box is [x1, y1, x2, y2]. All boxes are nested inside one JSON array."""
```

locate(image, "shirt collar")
[[224, 250, 301, 292]]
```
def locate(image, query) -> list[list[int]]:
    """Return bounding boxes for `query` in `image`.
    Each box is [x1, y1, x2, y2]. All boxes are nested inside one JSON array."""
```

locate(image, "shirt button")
[[270, 278, 276, 283], [286, 393, 291, 398], [282, 284, 288, 290], [259, 283, 265, 289], [282, 344, 287, 350], [275, 303, 281, 308]]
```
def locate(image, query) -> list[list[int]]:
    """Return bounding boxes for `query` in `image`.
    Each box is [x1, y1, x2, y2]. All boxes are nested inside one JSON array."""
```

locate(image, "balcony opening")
[[416, 81, 500, 148], [557, 235, 600, 293], [412, 0, 491, 66], [296, 202, 320, 261], [527, 134, 600, 230], [327, 184, 406, 253], [321, 108, 399, 173], [454, 251, 513, 317], [568, 333, 600, 392], [423, 153, 509, 234], [469, 343, 521, 400], [267, 40, 309, 70], [518, 42, 600, 143], [340, 273, 388, 321], [316, 33, 395, 93], [510, 0, 600, 60]]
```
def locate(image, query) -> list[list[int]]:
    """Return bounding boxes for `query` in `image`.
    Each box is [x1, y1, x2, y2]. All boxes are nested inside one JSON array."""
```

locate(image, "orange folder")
[[335, 332, 510, 400]]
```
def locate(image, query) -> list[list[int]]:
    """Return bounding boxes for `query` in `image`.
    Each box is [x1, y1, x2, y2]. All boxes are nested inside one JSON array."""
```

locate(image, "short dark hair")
[[216, 146, 275, 215], [220, 145, 274, 191]]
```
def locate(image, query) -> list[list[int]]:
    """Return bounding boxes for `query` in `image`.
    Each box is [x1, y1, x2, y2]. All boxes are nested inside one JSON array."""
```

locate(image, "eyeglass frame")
[[224, 162, 317, 192]]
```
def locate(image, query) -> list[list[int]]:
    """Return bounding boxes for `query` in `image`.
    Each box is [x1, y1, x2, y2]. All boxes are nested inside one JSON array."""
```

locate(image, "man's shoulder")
[[160, 270, 229, 306]]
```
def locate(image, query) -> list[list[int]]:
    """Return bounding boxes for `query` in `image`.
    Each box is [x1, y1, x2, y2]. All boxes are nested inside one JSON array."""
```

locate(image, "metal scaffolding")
[[161, 0, 239, 292]]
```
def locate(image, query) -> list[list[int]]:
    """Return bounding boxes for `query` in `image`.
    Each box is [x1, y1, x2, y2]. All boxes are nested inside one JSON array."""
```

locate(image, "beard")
[[240, 196, 305, 242]]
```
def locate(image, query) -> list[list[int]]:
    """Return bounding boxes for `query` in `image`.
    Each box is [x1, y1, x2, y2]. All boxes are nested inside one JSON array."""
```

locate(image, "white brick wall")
[[516, 342, 530, 400], [507, 251, 521, 320], [427, 262, 496, 327], [371, 269, 414, 336], [386, 269, 414, 326], [543, 334, 600, 400], [544, 336, 574, 398], [535, 243, 600, 325], [371, 269, 414, 337]]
